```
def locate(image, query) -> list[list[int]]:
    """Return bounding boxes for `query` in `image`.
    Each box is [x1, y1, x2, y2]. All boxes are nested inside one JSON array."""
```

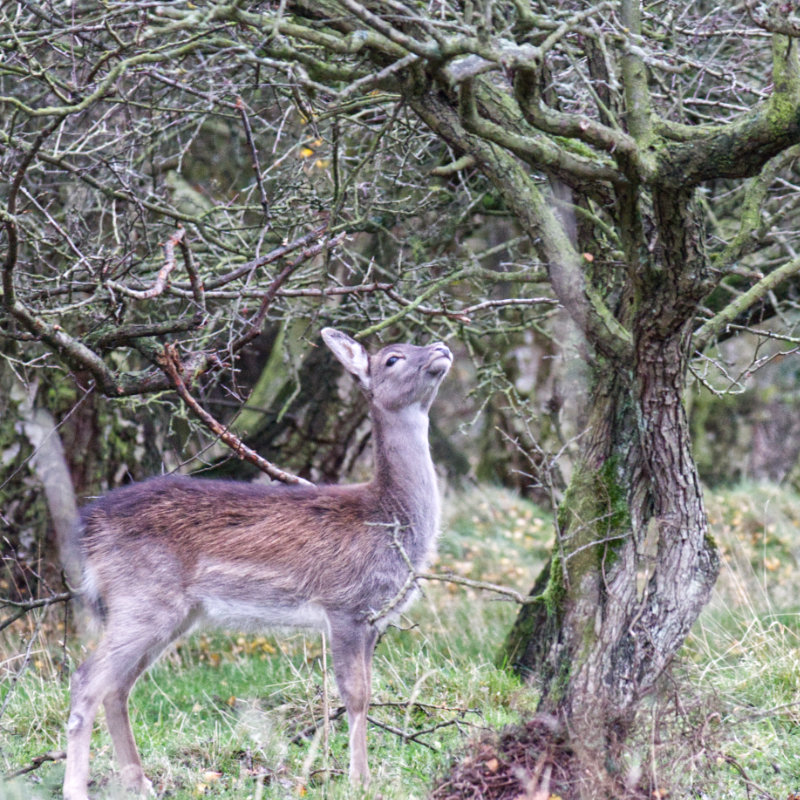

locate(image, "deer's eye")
[[385, 356, 400, 367]]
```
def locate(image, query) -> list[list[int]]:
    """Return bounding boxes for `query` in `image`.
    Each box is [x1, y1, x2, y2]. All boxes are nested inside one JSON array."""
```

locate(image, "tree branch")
[[620, 0, 655, 146], [410, 90, 632, 361], [715, 144, 800, 269], [4, 751, 66, 780], [458, 77, 624, 185], [0, 36, 214, 117], [236, 97, 269, 219], [159, 344, 312, 486], [513, 64, 636, 158], [105, 228, 188, 300], [195, 224, 332, 291], [0, 593, 72, 634], [355, 267, 468, 339], [745, 0, 800, 36], [229, 231, 347, 353], [693, 255, 800, 352], [655, 36, 800, 187]]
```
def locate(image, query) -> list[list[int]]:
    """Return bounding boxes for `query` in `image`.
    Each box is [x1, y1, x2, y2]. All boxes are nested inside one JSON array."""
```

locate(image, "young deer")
[[62, 328, 452, 800]]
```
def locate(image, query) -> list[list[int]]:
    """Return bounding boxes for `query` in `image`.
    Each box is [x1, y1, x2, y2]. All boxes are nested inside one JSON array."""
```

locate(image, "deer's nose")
[[430, 342, 452, 360], [425, 343, 452, 375]]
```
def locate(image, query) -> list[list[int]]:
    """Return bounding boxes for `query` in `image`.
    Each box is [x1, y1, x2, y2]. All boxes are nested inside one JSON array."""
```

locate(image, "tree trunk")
[[409, 82, 722, 791], [506, 337, 718, 795], [504, 192, 720, 795]]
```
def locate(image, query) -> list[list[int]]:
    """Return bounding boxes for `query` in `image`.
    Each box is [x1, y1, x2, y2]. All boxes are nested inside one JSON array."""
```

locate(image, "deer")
[[62, 328, 452, 800]]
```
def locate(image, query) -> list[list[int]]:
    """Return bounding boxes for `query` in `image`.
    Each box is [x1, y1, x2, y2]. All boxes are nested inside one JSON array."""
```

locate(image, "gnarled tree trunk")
[[503, 189, 721, 793]]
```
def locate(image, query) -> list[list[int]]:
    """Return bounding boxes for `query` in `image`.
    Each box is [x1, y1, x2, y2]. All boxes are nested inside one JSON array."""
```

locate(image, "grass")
[[673, 484, 800, 797], [2, 482, 800, 798]]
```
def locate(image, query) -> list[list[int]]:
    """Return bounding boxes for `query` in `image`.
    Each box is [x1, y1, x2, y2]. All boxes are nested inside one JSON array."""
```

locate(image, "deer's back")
[[78, 475, 427, 628]]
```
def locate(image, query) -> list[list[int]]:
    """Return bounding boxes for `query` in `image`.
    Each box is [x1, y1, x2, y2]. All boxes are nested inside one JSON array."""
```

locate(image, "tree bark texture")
[[503, 186, 721, 792]]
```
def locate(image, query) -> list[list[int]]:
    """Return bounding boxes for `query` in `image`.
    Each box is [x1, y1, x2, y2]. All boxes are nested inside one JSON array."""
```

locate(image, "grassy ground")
[[1, 483, 799, 798], [676, 485, 800, 797]]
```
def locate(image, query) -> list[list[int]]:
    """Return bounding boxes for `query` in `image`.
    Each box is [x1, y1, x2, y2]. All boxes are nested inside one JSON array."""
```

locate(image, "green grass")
[[1, 486, 545, 799], [672, 484, 800, 797], [2, 483, 800, 798]]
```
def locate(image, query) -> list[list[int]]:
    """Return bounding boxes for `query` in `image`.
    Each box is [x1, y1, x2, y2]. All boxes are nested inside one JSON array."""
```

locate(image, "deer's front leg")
[[327, 614, 379, 784]]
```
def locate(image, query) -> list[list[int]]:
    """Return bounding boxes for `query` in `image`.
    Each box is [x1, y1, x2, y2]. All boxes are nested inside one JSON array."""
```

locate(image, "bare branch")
[[196, 225, 333, 291], [745, 0, 800, 35], [0, 592, 72, 634], [693, 255, 800, 352], [229, 231, 347, 354], [715, 144, 800, 268], [236, 97, 270, 219], [159, 344, 312, 486], [4, 751, 67, 781], [105, 228, 187, 300]]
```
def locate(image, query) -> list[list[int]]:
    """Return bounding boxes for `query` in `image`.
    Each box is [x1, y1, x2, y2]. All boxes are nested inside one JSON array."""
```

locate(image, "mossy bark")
[[502, 188, 721, 794]]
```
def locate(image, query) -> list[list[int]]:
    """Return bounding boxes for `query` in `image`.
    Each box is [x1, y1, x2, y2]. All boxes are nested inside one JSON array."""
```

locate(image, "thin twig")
[[367, 520, 419, 624], [1, 591, 73, 609], [368, 525, 546, 624], [236, 96, 269, 219], [321, 632, 330, 777], [418, 572, 537, 605], [364, 715, 439, 750], [0, 592, 72, 634], [4, 750, 66, 780], [106, 227, 187, 299], [338, 52, 419, 100], [177, 230, 206, 324], [371, 700, 481, 714], [290, 706, 347, 745], [195, 225, 332, 291], [229, 231, 347, 354]]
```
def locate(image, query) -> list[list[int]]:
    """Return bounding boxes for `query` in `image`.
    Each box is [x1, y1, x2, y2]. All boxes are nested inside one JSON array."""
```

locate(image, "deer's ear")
[[321, 328, 371, 390]]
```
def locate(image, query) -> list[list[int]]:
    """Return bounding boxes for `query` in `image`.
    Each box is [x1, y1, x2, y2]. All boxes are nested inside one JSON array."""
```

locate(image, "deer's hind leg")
[[64, 605, 194, 800], [64, 645, 116, 800]]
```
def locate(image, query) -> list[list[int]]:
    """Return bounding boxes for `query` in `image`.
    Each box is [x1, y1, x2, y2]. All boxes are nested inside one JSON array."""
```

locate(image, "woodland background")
[[2, 1, 800, 798]]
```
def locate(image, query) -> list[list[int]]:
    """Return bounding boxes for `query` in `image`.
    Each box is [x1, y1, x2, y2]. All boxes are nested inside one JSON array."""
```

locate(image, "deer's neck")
[[369, 404, 439, 541]]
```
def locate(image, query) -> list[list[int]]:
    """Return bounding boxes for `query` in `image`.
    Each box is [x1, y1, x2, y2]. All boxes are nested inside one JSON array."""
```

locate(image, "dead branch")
[[236, 96, 269, 218], [418, 572, 538, 605], [195, 225, 332, 291], [229, 230, 347, 354], [105, 228, 187, 300], [364, 715, 444, 750], [367, 521, 544, 627], [158, 344, 312, 486], [367, 520, 419, 625], [291, 706, 347, 745], [4, 750, 67, 781], [0, 592, 72, 634], [1, 592, 73, 609]]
